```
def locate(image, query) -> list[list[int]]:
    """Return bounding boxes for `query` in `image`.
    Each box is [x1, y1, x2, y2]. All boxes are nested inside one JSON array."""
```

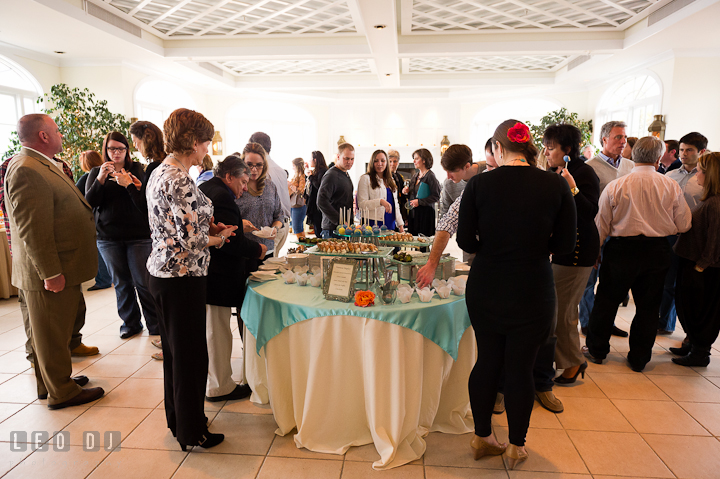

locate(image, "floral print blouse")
[[146, 162, 213, 278]]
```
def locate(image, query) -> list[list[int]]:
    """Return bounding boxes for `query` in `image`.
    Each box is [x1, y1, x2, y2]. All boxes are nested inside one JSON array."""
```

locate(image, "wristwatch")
[[571, 187, 580, 197], [215, 235, 226, 249]]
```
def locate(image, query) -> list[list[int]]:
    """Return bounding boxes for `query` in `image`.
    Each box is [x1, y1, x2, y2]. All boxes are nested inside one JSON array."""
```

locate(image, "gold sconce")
[[440, 135, 450, 155], [648, 115, 666, 141], [337, 135, 346, 146], [212, 131, 223, 156]]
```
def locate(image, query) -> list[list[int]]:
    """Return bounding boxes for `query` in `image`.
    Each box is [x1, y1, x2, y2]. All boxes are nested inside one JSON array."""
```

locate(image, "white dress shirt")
[[595, 165, 692, 244]]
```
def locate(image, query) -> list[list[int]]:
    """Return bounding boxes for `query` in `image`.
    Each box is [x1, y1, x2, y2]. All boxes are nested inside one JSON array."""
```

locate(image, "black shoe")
[[88, 284, 111, 291], [554, 362, 588, 385], [627, 359, 645, 372], [669, 344, 692, 356], [120, 325, 143, 339], [657, 329, 673, 336], [611, 325, 628, 337], [206, 384, 252, 402], [672, 354, 710, 367], [582, 346, 603, 364], [581, 326, 588, 336], [179, 430, 224, 451], [38, 376, 91, 400], [47, 387, 104, 409]]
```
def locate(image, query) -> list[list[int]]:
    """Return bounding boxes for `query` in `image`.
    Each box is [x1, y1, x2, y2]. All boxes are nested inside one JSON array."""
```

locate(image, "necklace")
[[167, 154, 190, 174]]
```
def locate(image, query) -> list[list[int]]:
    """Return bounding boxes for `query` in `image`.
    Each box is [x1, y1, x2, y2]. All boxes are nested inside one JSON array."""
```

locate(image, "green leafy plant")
[[3, 84, 130, 180], [526, 108, 593, 169]]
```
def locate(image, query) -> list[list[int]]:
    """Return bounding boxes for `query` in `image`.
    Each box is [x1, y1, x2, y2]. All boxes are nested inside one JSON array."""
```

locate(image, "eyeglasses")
[[246, 163, 263, 170], [107, 147, 127, 153]]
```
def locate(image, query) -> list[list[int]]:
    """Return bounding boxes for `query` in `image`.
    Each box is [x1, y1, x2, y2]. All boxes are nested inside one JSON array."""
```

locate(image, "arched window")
[[596, 74, 662, 140], [225, 101, 317, 172], [0, 55, 42, 157], [134, 79, 196, 126], [470, 98, 563, 156]]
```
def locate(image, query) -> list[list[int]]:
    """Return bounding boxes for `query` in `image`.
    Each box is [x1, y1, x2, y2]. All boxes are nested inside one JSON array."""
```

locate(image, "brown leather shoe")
[[71, 343, 100, 357], [536, 390, 564, 413], [48, 387, 104, 410]]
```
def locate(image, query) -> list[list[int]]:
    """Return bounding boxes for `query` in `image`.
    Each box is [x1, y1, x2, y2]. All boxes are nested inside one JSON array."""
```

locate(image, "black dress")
[[457, 166, 576, 447], [306, 167, 326, 234], [407, 169, 441, 236]]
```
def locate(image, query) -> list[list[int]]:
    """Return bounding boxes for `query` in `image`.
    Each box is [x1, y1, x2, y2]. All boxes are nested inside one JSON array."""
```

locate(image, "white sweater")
[[356, 174, 404, 227]]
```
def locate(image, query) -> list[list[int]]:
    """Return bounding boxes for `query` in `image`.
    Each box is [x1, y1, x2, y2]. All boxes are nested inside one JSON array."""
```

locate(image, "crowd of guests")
[[1, 109, 717, 467]]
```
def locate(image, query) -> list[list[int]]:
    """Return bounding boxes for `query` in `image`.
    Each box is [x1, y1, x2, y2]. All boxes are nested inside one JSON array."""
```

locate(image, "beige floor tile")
[[692, 358, 720, 377], [194, 411, 277, 455], [53, 406, 152, 447], [256, 456, 343, 479], [643, 352, 702, 376], [80, 354, 151, 378], [341, 461, 424, 478], [344, 443, 383, 462], [95, 377, 164, 408], [648, 375, 720, 402], [644, 433, 720, 479], [0, 373, 40, 403], [130, 359, 164, 379], [221, 397, 274, 414], [268, 429, 344, 461], [121, 408, 216, 451], [0, 441, 36, 477], [71, 354, 105, 376], [593, 476, 673, 479], [0, 351, 31, 374], [494, 427, 588, 474], [0, 328, 29, 352], [679, 402, 720, 435], [0, 402, 25, 423], [567, 430, 673, 477], [423, 432, 505, 469], [173, 452, 264, 479], [0, 403, 91, 442], [492, 402, 563, 429], [425, 465, 509, 478], [590, 372, 671, 400], [706, 376, 720, 388], [109, 336, 161, 356], [88, 447, 187, 479], [4, 444, 109, 479], [231, 338, 244, 358], [612, 399, 709, 435], [555, 397, 633, 432], [508, 473, 591, 479], [0, 372, 15, 385], [585, 352, 636, 375], [82, 333, 129, 354], [552, 376, 607, 399]]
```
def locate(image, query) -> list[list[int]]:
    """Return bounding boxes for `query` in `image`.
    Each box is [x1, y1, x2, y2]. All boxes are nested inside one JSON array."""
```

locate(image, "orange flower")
[[354, 290, 375, 307]]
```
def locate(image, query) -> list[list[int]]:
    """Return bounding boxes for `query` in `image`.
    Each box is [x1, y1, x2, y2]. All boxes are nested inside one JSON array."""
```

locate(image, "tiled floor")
[[1, 238, 720, 478]]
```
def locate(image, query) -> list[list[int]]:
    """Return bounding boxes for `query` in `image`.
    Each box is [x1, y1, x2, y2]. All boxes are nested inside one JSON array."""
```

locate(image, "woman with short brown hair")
[[402, 148, 440, 236]]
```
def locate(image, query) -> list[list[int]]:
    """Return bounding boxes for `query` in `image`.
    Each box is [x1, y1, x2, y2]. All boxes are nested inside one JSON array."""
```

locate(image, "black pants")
[[149, 275, 208, 445], [308, 209, 323, 235], [469, 326, 546, 446], [498, 333, 557, 394], [676, 258, 720, 349], [586, 237, 671, 368]]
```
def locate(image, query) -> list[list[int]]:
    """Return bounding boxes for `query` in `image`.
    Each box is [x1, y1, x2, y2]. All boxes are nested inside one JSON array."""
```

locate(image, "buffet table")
[[241, 280, 476, 470]]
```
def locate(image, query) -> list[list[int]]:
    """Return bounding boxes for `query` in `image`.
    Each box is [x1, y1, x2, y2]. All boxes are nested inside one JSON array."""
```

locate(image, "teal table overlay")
[[241, 281, 471, 360]]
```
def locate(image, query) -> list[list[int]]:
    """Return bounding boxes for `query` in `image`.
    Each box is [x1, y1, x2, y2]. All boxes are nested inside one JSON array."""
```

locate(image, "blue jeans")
[[291, 205, 307, 236], [658, 235, 679, 332], [321, 229, 340, 239], [579, 266, 598, 328], [95, 246, 112, 288], [97, 239, 159, 334]]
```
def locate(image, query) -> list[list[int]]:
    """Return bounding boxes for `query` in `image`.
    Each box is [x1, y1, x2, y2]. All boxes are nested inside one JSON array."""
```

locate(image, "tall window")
[[134, 79, 195, 126], [0, 55, 42, 157], [225, 101, 317, 172], [596, 74, 662, 140]]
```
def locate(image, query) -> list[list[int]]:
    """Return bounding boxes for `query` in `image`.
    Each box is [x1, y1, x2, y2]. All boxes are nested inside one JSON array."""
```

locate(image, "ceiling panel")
[[406, 55, 572, 73], [217, 58, 373, 75]]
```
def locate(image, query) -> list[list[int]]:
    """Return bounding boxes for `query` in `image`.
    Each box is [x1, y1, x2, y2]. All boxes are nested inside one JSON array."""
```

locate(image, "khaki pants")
[[205, 304, 242, 397], [552, 264, 594, 370], [24, 285, 84, 405]]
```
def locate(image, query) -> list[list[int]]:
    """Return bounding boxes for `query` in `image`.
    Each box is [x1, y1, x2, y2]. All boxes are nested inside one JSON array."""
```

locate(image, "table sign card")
[[323, 258, 359, 302]]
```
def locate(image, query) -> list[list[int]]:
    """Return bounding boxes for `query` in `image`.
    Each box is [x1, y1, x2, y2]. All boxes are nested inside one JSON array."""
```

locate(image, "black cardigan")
[[306, 167, 326, 217], [199, 177, 263, 307], [407, 169, 441, 207], [550, 157, 601, 267], [85, 161, 150, 241]]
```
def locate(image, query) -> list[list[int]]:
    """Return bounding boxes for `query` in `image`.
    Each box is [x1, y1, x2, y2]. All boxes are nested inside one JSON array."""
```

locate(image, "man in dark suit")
[[5, 114, 104, 409]]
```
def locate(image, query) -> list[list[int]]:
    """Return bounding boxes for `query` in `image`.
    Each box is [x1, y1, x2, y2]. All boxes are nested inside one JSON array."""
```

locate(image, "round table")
[[241, 279, 476, 470]]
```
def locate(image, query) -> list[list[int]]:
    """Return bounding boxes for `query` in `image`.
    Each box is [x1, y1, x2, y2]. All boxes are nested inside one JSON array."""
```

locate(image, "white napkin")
[[451, 284, 466, 296], [282, 270, 296, 284], [309, 274, 323, 287], [397, 288, 413, 304], [432, 279, 448, 290], [293, 265, 309, 274], [437, 285, 451, 299], [397, 283, 413, 293], [295, 272, 309, 286], [311, 266, 322, 277], [416, 287, 435, 302], [448, 276, 467, 288]]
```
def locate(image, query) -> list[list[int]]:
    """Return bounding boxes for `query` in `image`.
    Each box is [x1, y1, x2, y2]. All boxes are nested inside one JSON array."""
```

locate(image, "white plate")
[[258, 264, 279, 272], [265, 256, 286, 264], [252, 231, 274, 239], [249, 272, 278, 282]]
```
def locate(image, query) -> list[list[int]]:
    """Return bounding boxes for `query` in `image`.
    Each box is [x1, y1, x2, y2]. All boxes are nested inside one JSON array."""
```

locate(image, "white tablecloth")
[[245, 315, 476, 470]]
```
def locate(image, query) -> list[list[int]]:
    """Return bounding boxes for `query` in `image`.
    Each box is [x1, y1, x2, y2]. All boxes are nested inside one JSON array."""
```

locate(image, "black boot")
[[672, 346, 711, 367]]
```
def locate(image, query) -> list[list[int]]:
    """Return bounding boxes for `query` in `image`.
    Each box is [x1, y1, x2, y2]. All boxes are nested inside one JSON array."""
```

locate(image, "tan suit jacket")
[[5, 147, 97, 291]]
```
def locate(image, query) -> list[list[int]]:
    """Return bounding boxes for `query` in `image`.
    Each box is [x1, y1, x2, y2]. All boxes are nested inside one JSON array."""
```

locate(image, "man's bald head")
[[17, 113, 62, 157]]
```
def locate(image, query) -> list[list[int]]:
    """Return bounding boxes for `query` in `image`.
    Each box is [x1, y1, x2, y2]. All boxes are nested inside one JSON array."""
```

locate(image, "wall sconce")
[[440, 135, 450, 155], [212, 131, 223, 156], [648, 115, 666, 141], [337, 135, 346, 146]]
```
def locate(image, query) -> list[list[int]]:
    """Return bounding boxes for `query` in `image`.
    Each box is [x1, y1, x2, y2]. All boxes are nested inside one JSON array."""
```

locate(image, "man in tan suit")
[[5, 114, 104, 409]]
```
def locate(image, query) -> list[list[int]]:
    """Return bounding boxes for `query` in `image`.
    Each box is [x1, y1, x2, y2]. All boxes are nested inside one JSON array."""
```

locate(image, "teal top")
[[241, 281, 470, 360]]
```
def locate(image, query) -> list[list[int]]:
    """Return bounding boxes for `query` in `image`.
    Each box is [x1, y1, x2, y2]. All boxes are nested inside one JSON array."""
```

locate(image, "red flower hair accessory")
[[507, 122, 531, 143]]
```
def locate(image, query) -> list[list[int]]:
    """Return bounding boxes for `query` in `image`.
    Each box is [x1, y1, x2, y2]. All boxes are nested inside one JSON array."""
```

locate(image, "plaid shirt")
[[0, 155, 74, 255], [437, 190, 463, 236]]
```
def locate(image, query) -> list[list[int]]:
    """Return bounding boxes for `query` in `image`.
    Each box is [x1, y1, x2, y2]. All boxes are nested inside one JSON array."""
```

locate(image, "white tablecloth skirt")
[[245, 315, 476, 470]]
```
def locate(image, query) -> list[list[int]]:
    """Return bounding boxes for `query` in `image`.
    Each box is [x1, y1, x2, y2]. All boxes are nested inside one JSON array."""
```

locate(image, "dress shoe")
[[505, 444, 529, 470], [470, 434, 506, 460], [669, 343, 691, 356], [206, 384, 251, 402], [151, 338, 162, 349], [582, 346, 603, 364], [47, 387, 104, 409], [179, 429, 224, 451], [672, 354, 710, 367], [151, 351, 163, 360], [626, 359, 645, 372], [554, 361, 588, 385], [87, 284, 111, 291], [120, 325, 143, 339], [493, 392, 505, 414], [37, 376, 91, 400], [611, 325, 628, 337], [657, 329, 673, 336], [71, 343, 99, 357], [535, 390, 564, 413]]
